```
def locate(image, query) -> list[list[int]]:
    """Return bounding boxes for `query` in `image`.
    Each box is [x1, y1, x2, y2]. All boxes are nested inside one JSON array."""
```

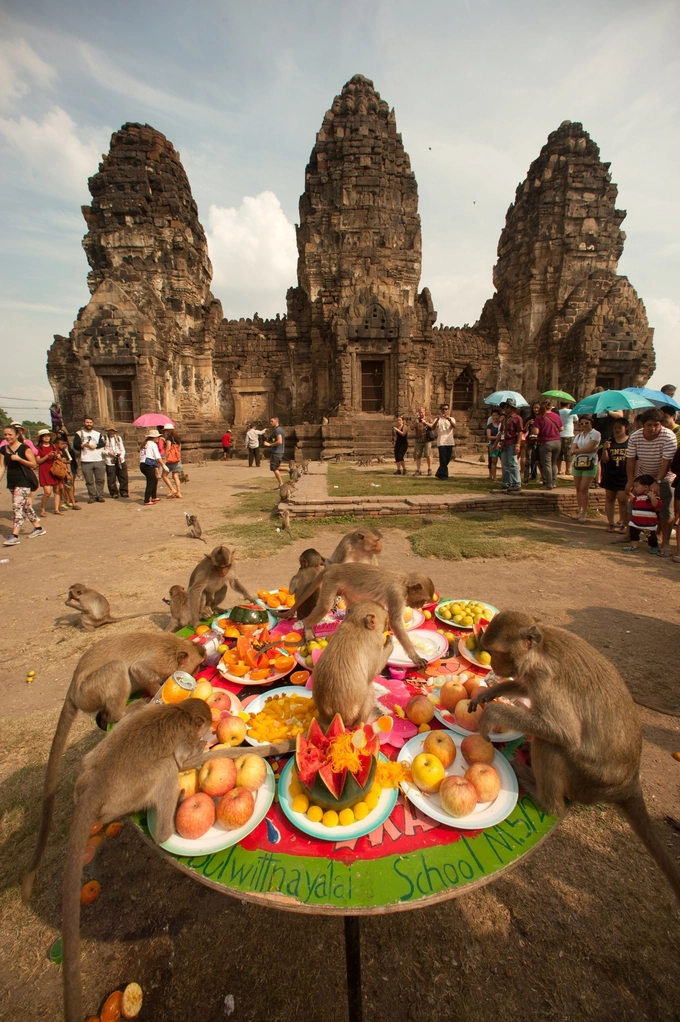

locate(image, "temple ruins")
[[47, 74, 655, 459]]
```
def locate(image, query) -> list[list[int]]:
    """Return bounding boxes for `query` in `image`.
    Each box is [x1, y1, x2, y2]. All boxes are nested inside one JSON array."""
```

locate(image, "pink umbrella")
[[132, 414, 175, 428]]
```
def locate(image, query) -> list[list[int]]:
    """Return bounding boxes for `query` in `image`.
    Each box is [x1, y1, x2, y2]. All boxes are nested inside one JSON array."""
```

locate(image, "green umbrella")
[[542, 389, 576, 402]]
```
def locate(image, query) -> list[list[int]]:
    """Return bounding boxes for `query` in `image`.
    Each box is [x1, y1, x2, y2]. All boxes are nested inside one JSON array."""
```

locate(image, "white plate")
[[216, 658, 294, 687], [457, 637, 492, 672], [244, 686, 313, 747], [148, 761, 276, 856], [433, 706, 524, 743], [435, 599, 499, 630], [387, 628, 449, 667], [397, 734, 518, 829], [278, 755, 398, 842]]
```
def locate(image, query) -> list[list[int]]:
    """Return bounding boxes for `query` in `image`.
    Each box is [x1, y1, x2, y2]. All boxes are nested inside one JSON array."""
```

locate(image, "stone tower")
[[480, 120, 654, 395]]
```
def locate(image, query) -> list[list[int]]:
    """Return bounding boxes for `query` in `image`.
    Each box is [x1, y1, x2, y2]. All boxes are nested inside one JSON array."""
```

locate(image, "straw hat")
[[146, 429, 161, 438], [37, 428, 52, 437], [105, 425, 117, 431]]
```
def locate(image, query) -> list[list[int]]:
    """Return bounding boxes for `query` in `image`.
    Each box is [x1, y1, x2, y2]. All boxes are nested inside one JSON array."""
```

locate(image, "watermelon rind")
[[229, 604, 270, 625]]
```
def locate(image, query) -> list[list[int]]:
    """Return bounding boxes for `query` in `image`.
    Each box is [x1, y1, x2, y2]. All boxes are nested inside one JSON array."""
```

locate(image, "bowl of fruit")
[[457, 630, 492, 670], [295, 636, 330, 669], [435, 599, 498, 630]]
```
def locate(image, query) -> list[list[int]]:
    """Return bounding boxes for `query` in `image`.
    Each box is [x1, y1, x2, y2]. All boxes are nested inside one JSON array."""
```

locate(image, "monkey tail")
[[22, 696, 78, 902], [62, 790, 98, 1022], [618, 786, 680, 904]]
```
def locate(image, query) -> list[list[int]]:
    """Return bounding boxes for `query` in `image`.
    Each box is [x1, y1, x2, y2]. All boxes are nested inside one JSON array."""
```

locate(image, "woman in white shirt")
[[139, 429, 163, 505], [569, 416, 601, 523]]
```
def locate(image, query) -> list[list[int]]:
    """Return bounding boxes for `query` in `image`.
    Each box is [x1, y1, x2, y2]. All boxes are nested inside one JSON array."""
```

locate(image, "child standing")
[[623, 474, 660, 553]]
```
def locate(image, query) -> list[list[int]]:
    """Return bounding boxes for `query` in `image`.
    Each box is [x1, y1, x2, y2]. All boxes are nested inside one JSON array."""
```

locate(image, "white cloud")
[[646, 297, 680, 390], [206, 191, 297, 318], [0, 106, 107, 201], [0, 37, 55, 110]]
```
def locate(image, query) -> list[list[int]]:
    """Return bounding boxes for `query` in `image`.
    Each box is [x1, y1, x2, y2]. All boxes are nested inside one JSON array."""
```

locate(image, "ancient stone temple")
[[47, 75, 655, 458]]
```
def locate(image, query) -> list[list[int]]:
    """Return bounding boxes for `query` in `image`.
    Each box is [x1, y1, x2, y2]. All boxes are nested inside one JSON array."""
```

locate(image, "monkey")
[[280, 509, 291, 531], [63, 584, 155, 632], [288, 547, 326, 619], [312, 601, 393, 728], [188, 544, 255, 627], [21, 632, 204, 903], [179, 470, 189, 483], [356, 456, 371, 467], [184, 512, 207, 544], [376, 455, 386, 464], [325, 527, 383, 566], [301, 459, 310, 474], [334, 453, 344, 462], [280, 563, 434, 670], [289, 465, 300, 483], [61, 698, 211, 1022], [165, 584, 191, 631], [468, 611, 680, 903], [279, 481, 296, 501]]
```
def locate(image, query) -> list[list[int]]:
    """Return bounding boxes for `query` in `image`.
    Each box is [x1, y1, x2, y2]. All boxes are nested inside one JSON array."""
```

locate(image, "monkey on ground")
[[301, 459, 310, 474], [289, 465, 300, 483], [312, 601, 393, 728], [61, 699, 211, 1022], [469, 611, 680, 903], [184, 512, 207, 543], [279, 481, 296, 501], [165, 584, 191, 631], [288, 548, 326, 619], [280, 509, 291, 531], [188, 544, 255, 627], [21, 632, 204, 903], [326, 527, 383, 566], [280, 563, 434, 670], [63, 584, 154, 632], [179, 470, 189, 483]]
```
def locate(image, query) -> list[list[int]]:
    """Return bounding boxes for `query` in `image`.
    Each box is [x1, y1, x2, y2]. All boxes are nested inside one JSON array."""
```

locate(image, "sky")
[[0, 0, 678, 423]]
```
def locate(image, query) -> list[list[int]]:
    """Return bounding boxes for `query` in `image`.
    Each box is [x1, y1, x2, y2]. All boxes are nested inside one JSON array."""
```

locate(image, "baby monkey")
[[289, 548, 326, 619], [165, 584, 191, 631], [469, 611, 680, 903], [184, 512, 207, 543], [312, 601, 392, 728]]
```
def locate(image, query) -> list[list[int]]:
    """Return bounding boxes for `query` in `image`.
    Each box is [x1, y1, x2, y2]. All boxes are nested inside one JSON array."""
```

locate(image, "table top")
[[137, 609, 560, 915]]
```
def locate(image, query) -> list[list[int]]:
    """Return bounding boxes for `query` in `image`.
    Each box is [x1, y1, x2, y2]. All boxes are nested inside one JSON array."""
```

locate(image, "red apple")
[[465, 763, 501, 803], [460, 734, 495, 765], [438, 775, 478, 818], [454, 698, 485, 733], [439, 680, 467, 712], [216, 713, 247, 747], [199, 757, 237, 797], [175, 792, 216, 839], [467, 683, 486, 702], [234, 753, 268, 791], [405, 695, 434, 725], [207, 690, 234, 713], [423, 730, 456, 769], [217, 786, 255, 829]]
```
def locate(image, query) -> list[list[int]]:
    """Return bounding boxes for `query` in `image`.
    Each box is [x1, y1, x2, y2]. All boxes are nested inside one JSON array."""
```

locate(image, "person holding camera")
[[73, 416, 106, 503], [102, 426, 129, 499], [411, 407, 435, 476], [263, 416, 286, 486]]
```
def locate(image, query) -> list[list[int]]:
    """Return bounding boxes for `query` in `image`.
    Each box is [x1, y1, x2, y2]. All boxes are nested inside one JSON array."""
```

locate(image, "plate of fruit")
[[397, 731, 518, 829], [217, 634, 297, 686], [244, 687, 318, 746], [278, 715, 399, 840], [433, 675, 523, 742], [148, 754, 275, 856], [294, 635, 331, 669], [257, 587, 297, 613], [435, 599, 498, 629], [457, 632, 492, 670], [386, 628, 449, 668]]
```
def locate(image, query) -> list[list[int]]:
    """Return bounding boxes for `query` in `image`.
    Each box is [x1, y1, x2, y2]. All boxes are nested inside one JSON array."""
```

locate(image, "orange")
[[236, 636, 251, 659], [223, 624, 240, 639], [283, 630, 302, 648], [257, 590, 269, 599], [266, 596, 279, 609], [89, 821, 103, 837], [195, 624, 210, 636], [376, 715, 393, 733], [285, 594, 296, 607], [290, 670, 310, 686], [83, 844, 96, 866], [249, 668, 271, 681], [100, 990, 123, 1022], [220, 650, 238, 665], [105, 821, 122, 839], [229, 662, 249, 677], [273, 655, 295, 673], [160, 674, 194, 703], [80, 880, 102, 905]]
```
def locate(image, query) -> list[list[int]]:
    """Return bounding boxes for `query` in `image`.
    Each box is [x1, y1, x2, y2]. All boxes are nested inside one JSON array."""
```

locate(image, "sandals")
[[621, 546, 639, 552], [54, 510, 66, 516]]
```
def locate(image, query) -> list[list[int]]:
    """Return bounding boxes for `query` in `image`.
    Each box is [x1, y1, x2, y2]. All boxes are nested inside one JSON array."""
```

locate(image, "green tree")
[[20, 419, 50, 436], [0, 407, 10, 429]]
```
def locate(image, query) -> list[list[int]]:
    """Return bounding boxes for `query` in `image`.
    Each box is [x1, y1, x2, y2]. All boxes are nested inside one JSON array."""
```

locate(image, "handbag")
[[50, 457, 69, 480], [425, 426, 436, 442], [144, 457, 159, 467], [166, 443, 181, 464], [573, 453, 594, 470], [21, 464, 39, 491]]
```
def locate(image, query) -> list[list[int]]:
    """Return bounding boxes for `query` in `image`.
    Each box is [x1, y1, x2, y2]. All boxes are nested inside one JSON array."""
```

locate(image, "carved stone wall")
[[47, 87, 654, 457]]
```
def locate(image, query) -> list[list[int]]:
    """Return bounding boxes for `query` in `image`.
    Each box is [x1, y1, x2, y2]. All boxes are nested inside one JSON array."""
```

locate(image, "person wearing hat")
[[139, 429, 163, 505], [156, 423, 179, 497], [497, 399, 523, 493], [0, 422, 38, 456], [36, 428, 64, 516], [73, 416, 106, 503], [102, 426, 129, 499]]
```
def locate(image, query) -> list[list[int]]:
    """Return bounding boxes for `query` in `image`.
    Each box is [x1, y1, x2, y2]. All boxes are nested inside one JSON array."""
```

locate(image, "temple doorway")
[[361, 360, 384, 412], [110, 380, 134, 422], [453, 367, 476, 410]]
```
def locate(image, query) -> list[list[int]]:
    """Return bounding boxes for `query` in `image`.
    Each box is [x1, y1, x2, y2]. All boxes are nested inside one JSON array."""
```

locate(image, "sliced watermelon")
[[353, 751, 373, 789], [326, 713, 346, 741], [318, 762, 346, 801], [295, 734, 324, 787], [307, 717, 329, 751]]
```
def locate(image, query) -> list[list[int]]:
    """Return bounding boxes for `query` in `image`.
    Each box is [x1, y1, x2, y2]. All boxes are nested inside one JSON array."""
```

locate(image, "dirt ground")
[[0, 461, 679, 1022]]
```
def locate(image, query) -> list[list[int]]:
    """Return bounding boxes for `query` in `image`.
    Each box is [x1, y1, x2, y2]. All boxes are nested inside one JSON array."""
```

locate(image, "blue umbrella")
[[572, 390, 653, 415], [484, 390, 528, 408], [623, 387, 680, 411]]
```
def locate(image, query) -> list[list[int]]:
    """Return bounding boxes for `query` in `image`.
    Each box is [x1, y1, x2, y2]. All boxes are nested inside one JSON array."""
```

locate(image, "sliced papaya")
[[249, 668, 271, 681], [236, 636, 251, 659]]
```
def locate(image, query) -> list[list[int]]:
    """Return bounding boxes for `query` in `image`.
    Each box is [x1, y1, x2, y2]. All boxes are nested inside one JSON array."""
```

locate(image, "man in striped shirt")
[[626, 407, 677, 555]]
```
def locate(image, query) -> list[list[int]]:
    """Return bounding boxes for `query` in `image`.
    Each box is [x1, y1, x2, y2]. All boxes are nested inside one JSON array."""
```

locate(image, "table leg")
[[344, 915, 363, 1022]]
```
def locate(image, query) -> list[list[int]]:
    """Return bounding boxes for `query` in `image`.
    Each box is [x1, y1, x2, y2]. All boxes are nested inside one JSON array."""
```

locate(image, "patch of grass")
[[328, 464, 573, 497], [407, 515, 564, 561]]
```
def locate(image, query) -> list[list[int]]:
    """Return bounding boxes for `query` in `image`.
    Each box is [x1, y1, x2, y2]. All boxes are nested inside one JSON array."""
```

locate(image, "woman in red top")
[[36, 429, 64, 516], [530, 400, 563, 490]]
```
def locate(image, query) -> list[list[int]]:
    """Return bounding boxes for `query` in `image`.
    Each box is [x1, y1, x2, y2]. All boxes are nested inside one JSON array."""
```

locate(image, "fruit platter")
[[149, 754, 276, 856], [277, 714, 401, 840], [396, 732, 518, 829], [244, 687, 319, 747], [257, 587, 297, 612], [213, 603, 275, 637], [435, 599, 498, 629], [217, 633, 297, 686], [457, 631, 492, 670], [386, 628, 449, 668], [433, 673, 524, 742]]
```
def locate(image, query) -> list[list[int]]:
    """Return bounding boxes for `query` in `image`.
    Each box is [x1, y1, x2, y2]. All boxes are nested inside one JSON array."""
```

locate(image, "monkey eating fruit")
[[187, 544, 255, 627], [288, 548, 326, 619]]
